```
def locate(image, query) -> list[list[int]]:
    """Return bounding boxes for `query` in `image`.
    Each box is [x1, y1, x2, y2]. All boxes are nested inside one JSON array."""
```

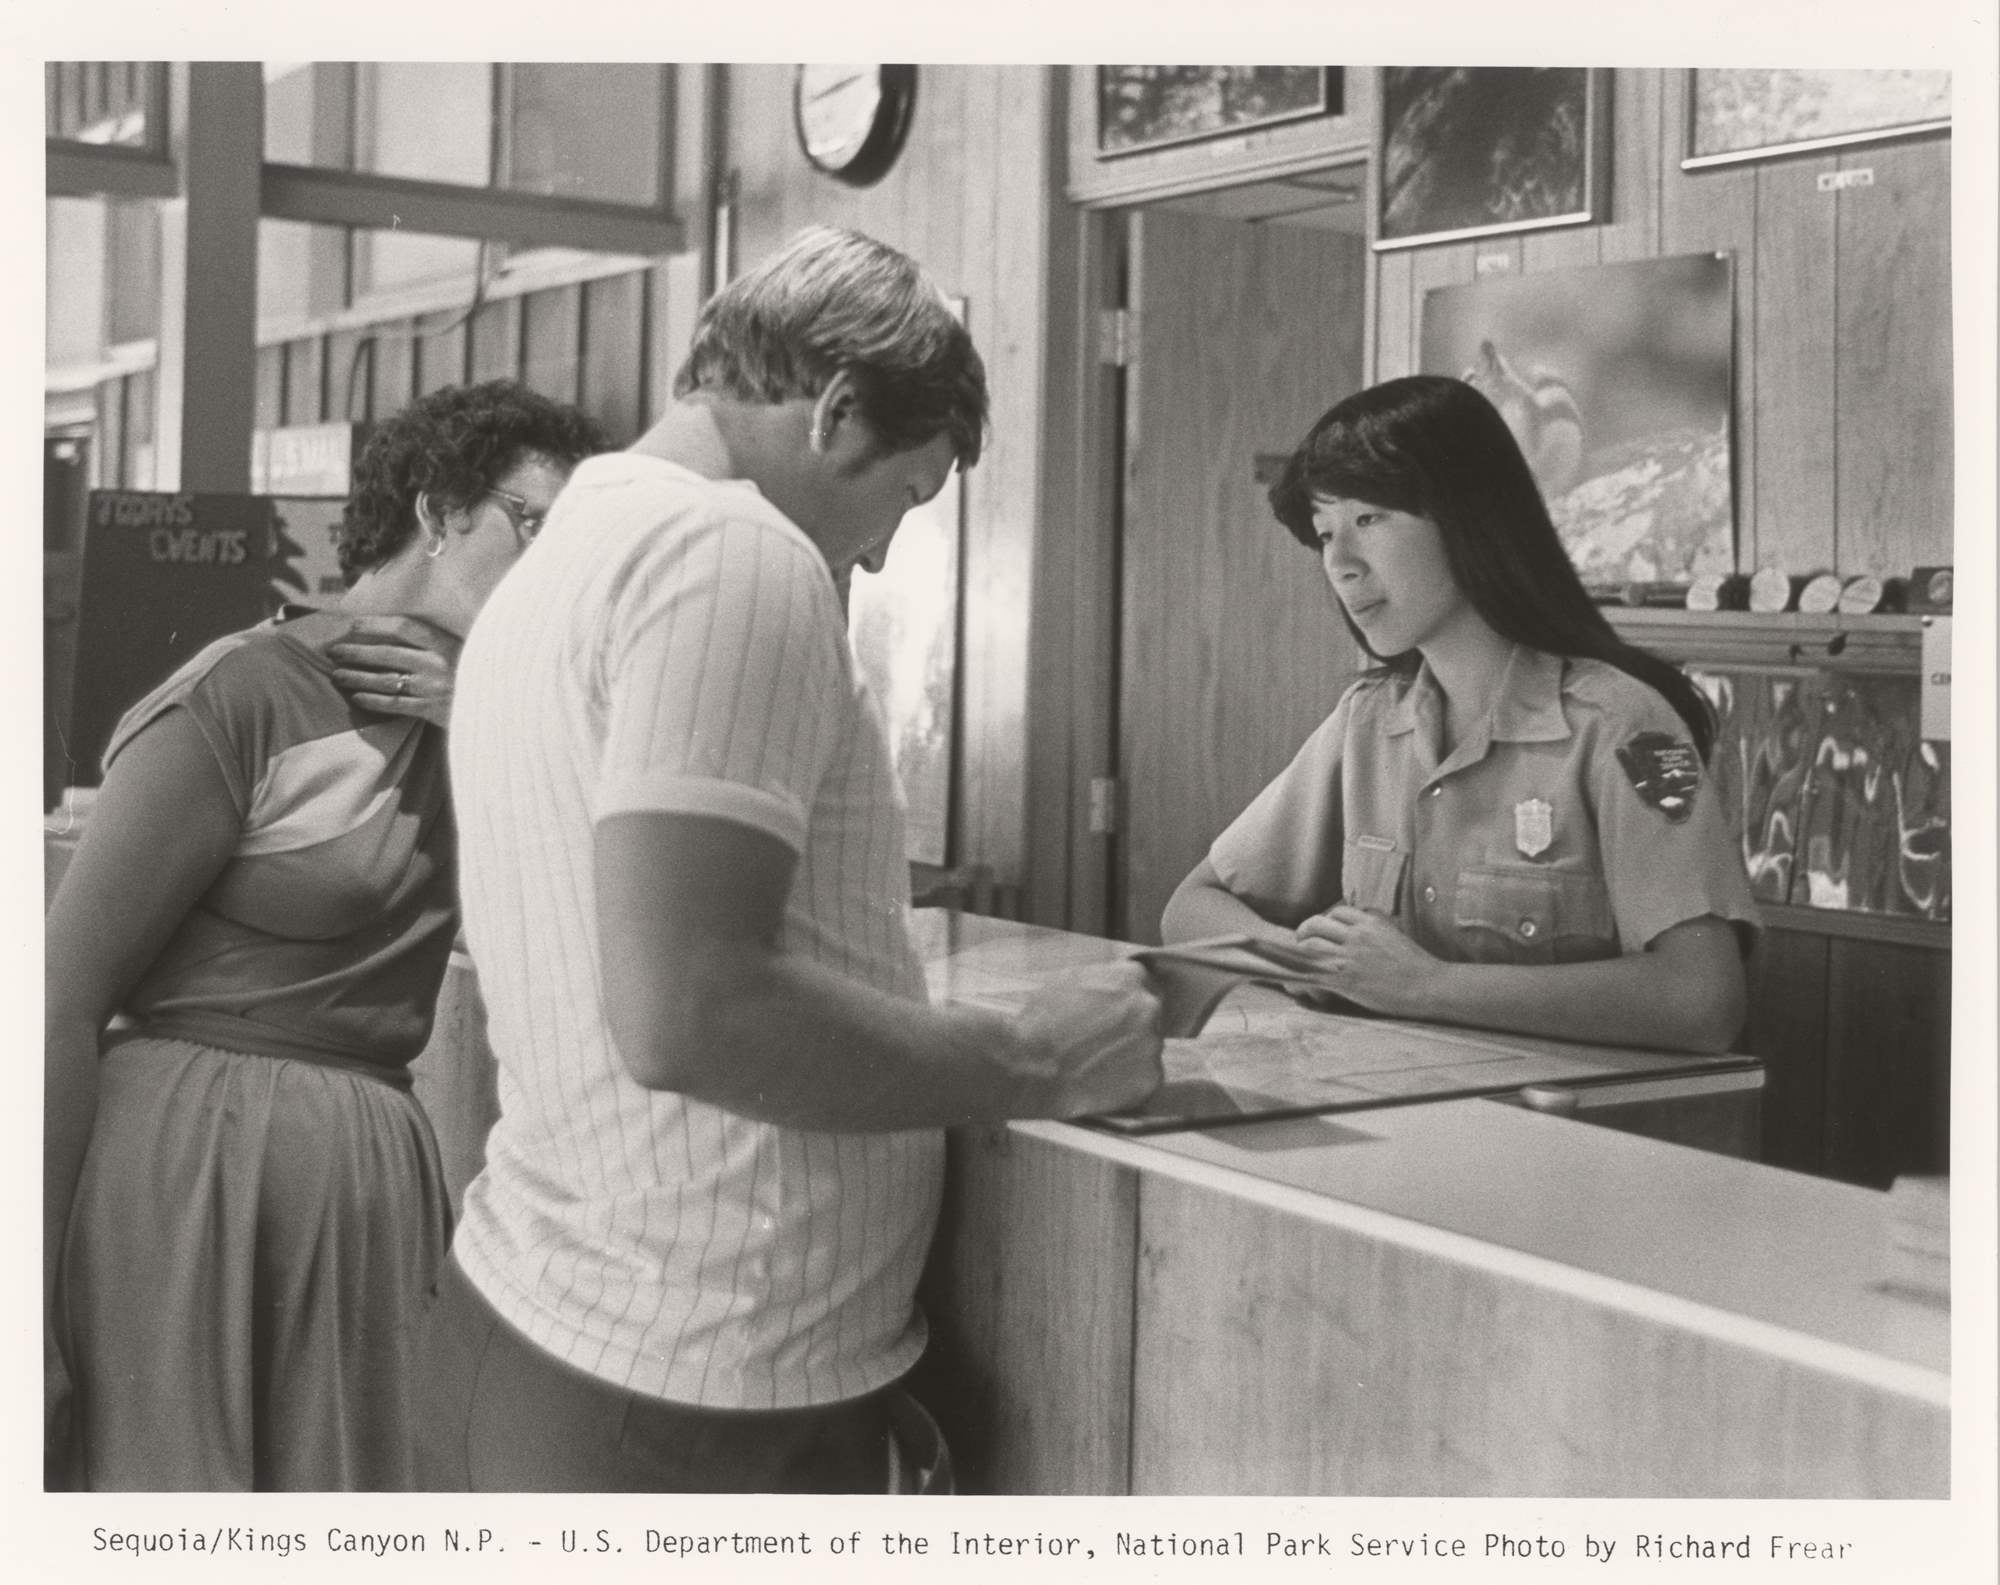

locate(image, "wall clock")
[[794, 65, 917, 187]]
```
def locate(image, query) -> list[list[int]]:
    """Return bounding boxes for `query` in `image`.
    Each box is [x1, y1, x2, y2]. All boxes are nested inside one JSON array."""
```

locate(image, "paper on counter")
[[1131, 934, 1366, 1037]]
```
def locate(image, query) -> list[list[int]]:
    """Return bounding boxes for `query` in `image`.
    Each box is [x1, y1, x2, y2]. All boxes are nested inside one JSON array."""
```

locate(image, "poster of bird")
[[1420, 252, 1736, 590]]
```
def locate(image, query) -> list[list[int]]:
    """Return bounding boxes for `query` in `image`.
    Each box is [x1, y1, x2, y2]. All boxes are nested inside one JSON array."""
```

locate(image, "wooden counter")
[[402, 910, 1945, 1497], [909, 914, 1949, 1498]]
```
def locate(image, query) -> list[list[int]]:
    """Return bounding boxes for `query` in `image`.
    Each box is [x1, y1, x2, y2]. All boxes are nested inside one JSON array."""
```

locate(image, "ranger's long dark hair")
[[1268, 375, 1716, 760]]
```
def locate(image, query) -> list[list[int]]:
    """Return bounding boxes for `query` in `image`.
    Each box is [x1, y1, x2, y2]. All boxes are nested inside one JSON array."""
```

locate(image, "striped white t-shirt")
[[448, 451, 939, 1410]]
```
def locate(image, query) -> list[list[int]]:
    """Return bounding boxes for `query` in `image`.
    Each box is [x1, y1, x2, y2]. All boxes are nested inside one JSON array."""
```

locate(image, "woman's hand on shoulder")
[[328, 616, 462, 729], [1294, 906, 1443, 1018]]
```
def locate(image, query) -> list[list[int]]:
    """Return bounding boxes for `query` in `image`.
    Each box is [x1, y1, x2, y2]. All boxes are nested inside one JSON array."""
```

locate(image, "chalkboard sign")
[[55, 491, 280, 792]]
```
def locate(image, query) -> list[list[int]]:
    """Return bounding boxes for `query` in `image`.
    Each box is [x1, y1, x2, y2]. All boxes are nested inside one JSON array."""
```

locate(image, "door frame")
[[1030, 153, 1380, 939], [1022, 200, 1126, 934]]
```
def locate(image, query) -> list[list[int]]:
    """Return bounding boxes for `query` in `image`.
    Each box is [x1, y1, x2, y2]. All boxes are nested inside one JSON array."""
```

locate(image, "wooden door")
[[1115, 208, 1367, 943]]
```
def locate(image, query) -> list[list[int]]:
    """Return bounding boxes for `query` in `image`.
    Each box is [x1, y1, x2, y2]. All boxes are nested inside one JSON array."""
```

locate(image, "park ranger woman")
[[1163, 375, 1758, 1053]]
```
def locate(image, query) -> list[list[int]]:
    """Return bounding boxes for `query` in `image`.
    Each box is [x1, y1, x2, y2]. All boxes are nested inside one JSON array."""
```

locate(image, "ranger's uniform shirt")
[[1209, 646, 1759, 964]]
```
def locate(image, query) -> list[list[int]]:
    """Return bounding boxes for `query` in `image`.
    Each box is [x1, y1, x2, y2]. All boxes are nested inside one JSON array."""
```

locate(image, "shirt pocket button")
[[1422, 885, 1438, 904]]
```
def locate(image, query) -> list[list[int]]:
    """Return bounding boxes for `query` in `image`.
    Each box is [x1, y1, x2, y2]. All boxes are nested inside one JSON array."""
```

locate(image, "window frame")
[[44, 62, 690, 490], [47, 62, 684, 253], [46, 63, 176, 199]]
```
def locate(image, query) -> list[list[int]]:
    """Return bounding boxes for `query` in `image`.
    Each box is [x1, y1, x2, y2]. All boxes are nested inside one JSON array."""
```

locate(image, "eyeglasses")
[[484, 487, 547, 544]]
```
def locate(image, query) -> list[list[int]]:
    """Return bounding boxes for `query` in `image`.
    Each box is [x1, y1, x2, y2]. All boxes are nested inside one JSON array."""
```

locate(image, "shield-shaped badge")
[[1615, 732, 1702, 824], [1514, 797, 1554, 858]]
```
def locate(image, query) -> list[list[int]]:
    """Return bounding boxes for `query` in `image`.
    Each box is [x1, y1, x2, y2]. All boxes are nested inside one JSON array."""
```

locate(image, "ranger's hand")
[[1295, 905, 1443, 1017]]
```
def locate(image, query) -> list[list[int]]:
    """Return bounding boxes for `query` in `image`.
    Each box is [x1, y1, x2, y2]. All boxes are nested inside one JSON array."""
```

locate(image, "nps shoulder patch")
[[1615, 731, 1701, 823]]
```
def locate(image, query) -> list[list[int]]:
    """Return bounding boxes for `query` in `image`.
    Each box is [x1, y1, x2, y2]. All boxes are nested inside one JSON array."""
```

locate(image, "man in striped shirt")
[[420, 227, 1164, 1491]]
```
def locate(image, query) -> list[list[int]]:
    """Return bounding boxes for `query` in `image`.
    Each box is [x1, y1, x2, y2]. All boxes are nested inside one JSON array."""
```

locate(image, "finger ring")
[[395, 673, 409, 696]]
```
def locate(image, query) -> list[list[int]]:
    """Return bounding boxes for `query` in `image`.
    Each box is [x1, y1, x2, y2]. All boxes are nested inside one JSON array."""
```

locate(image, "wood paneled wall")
[[724, 65, 1060, 887], [93, 68, 1952, 931], [1371, 70, 1953, 580], [1747, 925, 1951, 1186], [1369, 72, 1954, 1190]]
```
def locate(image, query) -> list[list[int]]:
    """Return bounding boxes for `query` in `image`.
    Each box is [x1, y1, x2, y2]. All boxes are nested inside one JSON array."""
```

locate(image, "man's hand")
[[329, 616, 463, 729], [1012, 961, 1165, 1118]]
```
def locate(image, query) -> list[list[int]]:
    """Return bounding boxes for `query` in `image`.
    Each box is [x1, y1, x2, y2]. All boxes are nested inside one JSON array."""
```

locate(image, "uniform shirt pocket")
[[1342, 838, 1408, 915], [1453, 865, 1616, 964]]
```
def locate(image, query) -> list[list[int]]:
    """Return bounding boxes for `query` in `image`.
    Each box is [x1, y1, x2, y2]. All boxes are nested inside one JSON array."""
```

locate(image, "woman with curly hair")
[[46, 380, 604, 1490]]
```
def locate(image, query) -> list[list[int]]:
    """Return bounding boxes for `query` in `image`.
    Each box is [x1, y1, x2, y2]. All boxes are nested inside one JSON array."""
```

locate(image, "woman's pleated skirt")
[[59, 1036, 450, 1491]]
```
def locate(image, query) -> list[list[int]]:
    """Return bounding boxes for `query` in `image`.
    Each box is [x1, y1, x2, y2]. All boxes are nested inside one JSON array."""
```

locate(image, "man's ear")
[[810, 372, 862, 453]]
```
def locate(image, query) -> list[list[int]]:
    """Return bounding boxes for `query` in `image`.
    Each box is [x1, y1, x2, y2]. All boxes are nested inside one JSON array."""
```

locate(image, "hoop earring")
[[425, 534, 446, 560]]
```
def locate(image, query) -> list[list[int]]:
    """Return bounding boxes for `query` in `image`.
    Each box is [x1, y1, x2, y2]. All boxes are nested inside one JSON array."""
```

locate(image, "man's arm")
[[593, 811, 1163, 1129]]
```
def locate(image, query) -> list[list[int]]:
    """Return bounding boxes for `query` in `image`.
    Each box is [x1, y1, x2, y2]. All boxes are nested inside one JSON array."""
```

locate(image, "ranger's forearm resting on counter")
[[1161, 859, 1301, 948], [1169, 857, 1746, 1053], [43, 716, 242, 1313], [1385, 919, 1747, 1053], [594, 812, 1160, 1131]]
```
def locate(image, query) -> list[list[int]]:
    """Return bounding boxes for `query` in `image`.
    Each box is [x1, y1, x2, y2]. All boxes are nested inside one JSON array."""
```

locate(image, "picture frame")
[[1095, 66, 1340, 159], [1374, 67, 1610, 251], [1682, 69, 1951, 170], [1419, 252, 1737, 592], [1066, 68, 1372, 211]]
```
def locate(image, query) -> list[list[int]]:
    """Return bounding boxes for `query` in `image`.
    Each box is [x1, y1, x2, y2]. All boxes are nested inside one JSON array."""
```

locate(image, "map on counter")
[[924, 945, 1750, 1136], [1091, 996, 1744, 1135]]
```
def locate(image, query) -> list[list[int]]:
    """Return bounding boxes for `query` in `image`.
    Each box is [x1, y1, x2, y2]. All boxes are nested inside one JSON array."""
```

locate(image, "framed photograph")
[[1095, 67, 1339, 159], [1684, 69, 1951, 169], [1420, 252, 1736, 591], [1375, 67, 1609, 251]]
